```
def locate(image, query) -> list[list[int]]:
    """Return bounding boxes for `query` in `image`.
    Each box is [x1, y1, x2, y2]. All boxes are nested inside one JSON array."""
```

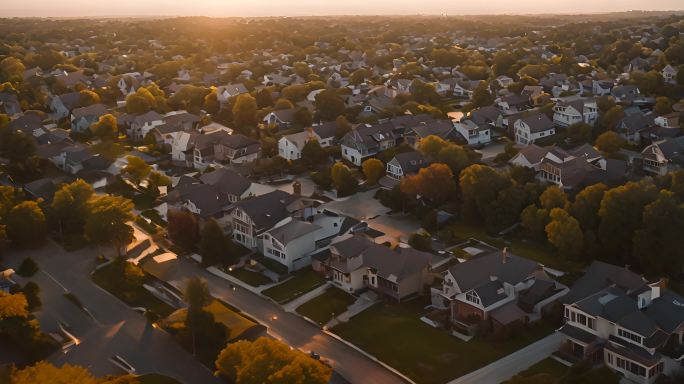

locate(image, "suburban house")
[[278, 129, 323, 161], [436, 248, 567, 331], [216, 83, 249, 105], [191, 132, 262, 169], [618, 110, 655, 145], [261, 219, 323, 272], [70, 103, 108, 133], [379, 151, 428, 189], [557, 261, 684, 384], [341, 122, 396, 166], [592, 80, 614, 96], [641, 136, 684, 176], [612, 85, 641, 104], [120, 110, 164, 141], [263, 109, 295, 130], [312, 234, 433, 301], [165, 182, 234, 229], [403, 119, 457, 148], [199, 168, 257, 203], [231, 190, 310, 249], [662, 65, 678, 84], [453, 119, 491, 146], [514, 113, 556, 145], [49, 92, 81, 119], [552, 99, 598, 127]]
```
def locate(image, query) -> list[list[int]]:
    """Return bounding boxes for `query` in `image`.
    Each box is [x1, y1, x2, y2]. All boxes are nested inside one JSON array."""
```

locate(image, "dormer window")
[[465, 291, 480, 305]]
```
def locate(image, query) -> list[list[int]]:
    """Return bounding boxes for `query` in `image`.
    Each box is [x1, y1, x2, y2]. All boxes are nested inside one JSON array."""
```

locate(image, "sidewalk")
[[282, 282, 331, 312], [206, 266, 280, 295]]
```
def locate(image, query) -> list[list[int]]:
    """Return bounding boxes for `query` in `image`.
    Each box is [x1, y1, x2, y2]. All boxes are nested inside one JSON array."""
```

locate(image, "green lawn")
[[229, 268, 273, 287], [92, 260, 175, 318], [138, 374, 182, 384], [446, 221, 582, 272], [257, 256, 289, 275], [296, 287, 356, 325], [262, 269, 326, 304], [503, 358, 569, 382], [333, 299, 557, 384]]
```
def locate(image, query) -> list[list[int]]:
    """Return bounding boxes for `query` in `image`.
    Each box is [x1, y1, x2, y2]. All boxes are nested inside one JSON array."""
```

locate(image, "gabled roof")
[[72, 103, 107, 119], [267, 220, 321, 246], [517, 113, 554, 133], [392, 151, 427, 174], [563, 261, 646, 304], [448, 250, 540, 293], [234, 190, 299, 231], [199, 168, 251, 197]]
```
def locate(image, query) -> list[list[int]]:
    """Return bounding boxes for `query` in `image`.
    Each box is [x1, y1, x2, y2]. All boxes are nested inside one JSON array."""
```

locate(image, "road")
[[143, 255, 408, 384], [4, 241, 220, 384], [446, 333, 563, 384]]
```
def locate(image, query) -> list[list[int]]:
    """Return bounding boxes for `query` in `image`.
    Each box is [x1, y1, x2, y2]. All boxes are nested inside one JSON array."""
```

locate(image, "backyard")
[[296, 287, 356, 325], [262, 269, 326, 304], [333, 298, 557, 384]]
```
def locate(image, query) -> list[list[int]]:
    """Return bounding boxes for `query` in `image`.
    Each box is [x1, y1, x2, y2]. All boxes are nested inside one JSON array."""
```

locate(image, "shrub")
[[16, 257, 39, 277]]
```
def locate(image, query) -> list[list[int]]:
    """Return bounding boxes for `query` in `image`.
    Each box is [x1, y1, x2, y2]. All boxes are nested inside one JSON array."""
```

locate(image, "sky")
[[1, 0, 683, 17]]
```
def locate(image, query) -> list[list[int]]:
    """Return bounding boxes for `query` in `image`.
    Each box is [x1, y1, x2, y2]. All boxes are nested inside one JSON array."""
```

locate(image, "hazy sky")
[[2, 0, 683, 17]]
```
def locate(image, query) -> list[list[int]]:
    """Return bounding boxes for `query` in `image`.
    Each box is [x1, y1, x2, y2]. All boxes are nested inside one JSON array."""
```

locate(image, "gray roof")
[[311, 121, 337, 140], [167, 183, 231, 218], [392, 151, 427, 174], [563, 261, 646, 304], [72, 103, 107, 120], [448, 250, 540, 293], [267, 220, 321, 245], [518, 113, 554, 133], [199, 168, 251, 197], [234, 190, 299, 231]]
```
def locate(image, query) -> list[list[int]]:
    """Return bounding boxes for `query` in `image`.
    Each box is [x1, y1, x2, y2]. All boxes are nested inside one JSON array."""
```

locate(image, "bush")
[[16, 257, 39, 277], [21, 282, 41, 311]]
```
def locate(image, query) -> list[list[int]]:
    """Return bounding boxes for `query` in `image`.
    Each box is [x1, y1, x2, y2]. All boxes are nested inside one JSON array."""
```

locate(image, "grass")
[[229, 268, 273, 287], [262, 269, 326, 304], [333, 299, 557, 384], [446, 221, 582, 272], [504, 358, 569, 381], [164, 300, 256, 340], [92, 260, 175, 318], [257, 256, 289, 276], [138, 374, 182, 384], [296, 287, 356, 325]]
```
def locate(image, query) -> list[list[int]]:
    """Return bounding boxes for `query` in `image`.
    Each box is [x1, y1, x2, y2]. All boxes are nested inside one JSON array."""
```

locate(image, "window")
[[465, 291, 480, 305], [607, 352, 613, 365], [618, 328, 643, 345]]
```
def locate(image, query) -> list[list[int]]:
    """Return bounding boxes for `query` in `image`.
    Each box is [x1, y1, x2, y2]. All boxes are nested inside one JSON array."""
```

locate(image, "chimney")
[[502, 247, 509, 264], [292, 181, 302, 196]]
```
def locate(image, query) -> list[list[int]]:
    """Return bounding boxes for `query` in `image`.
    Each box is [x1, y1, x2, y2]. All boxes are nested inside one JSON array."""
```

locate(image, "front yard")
[[262, 269, 326, 304], [296, 287, 356, 325], [333, 299, 557, 384], [228, 267, 274, 287]]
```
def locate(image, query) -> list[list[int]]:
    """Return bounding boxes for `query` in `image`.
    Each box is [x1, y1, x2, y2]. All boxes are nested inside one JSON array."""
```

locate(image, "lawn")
[[229, 268, 273, 287], [256, 255, 289, 276], [504, 358, 569, 382], [333, 299, 557, 384], [92, 259, 175, 318], [138, 374, 182, 384], [446, 221, 582, 272], [164, 300, 257, 340], [296, 287, 356, 325], [262, 269, 326, 304]]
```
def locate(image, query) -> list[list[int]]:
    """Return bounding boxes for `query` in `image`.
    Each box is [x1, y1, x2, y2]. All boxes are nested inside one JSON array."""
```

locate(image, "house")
[[313, 234, 433, 301], [453, 119, 491, 146], [70, 103, 107, 133], [553, 99, 598, 127], [592, 80, 614, 96], [261, 219, 323, 272], [264, 109, 296, 130], [49, 92, 81, 119], [399, 117, 456, 148], [120, 110, 164, 141], [618, 110, 654, 145], [496, 94, 531, 115], [341, 122, 396, 166], [653, 112, 680, 129], [437, 248, 567, 329], [231, 190, 307, 249], [165, 182, 234, 229], [379, 151, 428, 189], [557, 261, 684, 384], [215, 133, 261, 165], [662, 65, 678, 84], [641, 136, 684, 176], [612, 85, 641, 104], [0, 93, 21, 116], [310, 121, 338, 147], [278, 129, 321, 161], [216, 83, 249, 106], [7, 113, 43, 136], [199, 168, 255, 203], [514, 113, 556, 145]]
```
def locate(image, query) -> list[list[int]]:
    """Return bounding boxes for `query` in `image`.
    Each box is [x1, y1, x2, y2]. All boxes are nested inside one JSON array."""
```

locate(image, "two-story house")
[[557, 261, 684, 384], [641, 136, 684, 176], [379, 151, 428, 189], [216, 83, 249, 106], [70, 103, 108, 133], [278, 129, 323, 161], [514, 113, 556, 145], [263, 109, 296, 131], [261, 219, 323, 272], [553, 99, 598, 127], [453, 119, 491, 146], [341, 122, 396, 166]]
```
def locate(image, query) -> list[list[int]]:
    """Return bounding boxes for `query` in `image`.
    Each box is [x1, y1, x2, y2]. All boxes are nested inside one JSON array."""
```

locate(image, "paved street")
[[143, 255, 409, 384], [446, 332, 563, 384], [4, 242, 220, 384]]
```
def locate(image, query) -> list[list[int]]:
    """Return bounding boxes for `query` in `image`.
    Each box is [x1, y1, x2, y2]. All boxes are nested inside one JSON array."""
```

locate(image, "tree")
[[633, 191, 684, 275], [0, 225, 6, 255], [293, 107, 312, 128], [215, 337, 332, 384], [168, 210, 201, 250], [539, 186, 569, 211], [331, 162, 358, 197], [471, 81, 494, 108], [546, 208, 584, 259], [200, 219, 231, 267], [51, 179, 95, 237], [301, 139, 327, 166], [599, 105, 624, 133], [460, 165, 511, 223], [125, 87, 156, 115], [8, 362, 101, 384], [418, 135, 449, 160], [566, 122, 592, 143], [571, 183, 607, 231], [0, 292, 28, 319], [122, 156, 152, 186], [599, 181, 658, 262], [17, 257, 39, 277], [315, 89, 346, 121], [595, 131, 626, 154], [401, 163, 456, 205], [184, 277, 215, 356], [84, 195, 134, 256], [274, 98, 295, 110], [6, 201, 47, 248], [437, 145, 471, 177], [0, 57, 25, 84], [335, 115, 352, 139], [232, 94, 258, 129], [362, 158, 384, 185], [654, 96, 673, 116], [90, 113, 118, 140], [203, 88, 219, 115], [21, 281, 41, 311], [79, 89, 101, 107], [521, 205, 550, 241]]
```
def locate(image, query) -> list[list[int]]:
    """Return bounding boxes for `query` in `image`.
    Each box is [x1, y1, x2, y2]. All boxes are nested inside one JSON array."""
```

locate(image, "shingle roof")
[[234, 190, 299, 231], [199, 168, 251, 197], [268, 220, 321, 245], [448, 250, 540, 293]]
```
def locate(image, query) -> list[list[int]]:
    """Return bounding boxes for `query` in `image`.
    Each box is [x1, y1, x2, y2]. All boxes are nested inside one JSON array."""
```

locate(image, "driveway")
[[4, 242, 219, 384], [143, 255, 408, 384], [446, 332, 563, 384]]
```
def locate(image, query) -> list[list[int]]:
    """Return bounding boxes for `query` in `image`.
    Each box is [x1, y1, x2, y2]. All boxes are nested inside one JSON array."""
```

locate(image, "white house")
[[662, 65, 678, 84], [278, 129, 321, 161], [261, 219, 322, 272], [514, 113, 555, 145], [553, 99, 598, 127], [453, 119, 491, 145]]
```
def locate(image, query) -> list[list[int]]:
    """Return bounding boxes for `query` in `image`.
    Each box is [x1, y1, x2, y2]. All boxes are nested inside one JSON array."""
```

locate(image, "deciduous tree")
[[6, 201, 47, 248], [84, 195, 134, 256], [545, 208, 584, 259], [362, 158, 384, 185], [168, 210, 201, 250], [200, 219, 231, 267], [232, 94, 258, 129]]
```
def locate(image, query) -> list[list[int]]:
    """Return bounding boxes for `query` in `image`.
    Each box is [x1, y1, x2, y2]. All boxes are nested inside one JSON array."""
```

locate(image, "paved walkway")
[[447, 332, 563, 384], [282, 282, 331, 312], [327, 291, 378, 327]]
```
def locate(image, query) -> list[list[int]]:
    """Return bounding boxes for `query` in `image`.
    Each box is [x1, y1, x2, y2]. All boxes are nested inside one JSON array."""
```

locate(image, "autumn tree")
[[301, 139, 327, 166], [122, 155, 151, 186], [418, 135, 449, 160], [331, 162, 358, 197], [8, 362, 139, 384], [0, 292, 28, 319], [90, 113, 118, 140], [633, 191, 684, 275], [125, 87, 156, 115], [539, 186, 569, 211], [521, 204, 550, 242], [335, 115, 352, 139], [401, 163, 456, 205], [362, 158, 384, 185], [6, 201, 47, 248], [215, 337, 332, 384], [293, 107, 312, 128], [437, 145, 471, 177], [595, 131, 626, 154], [232, 94, 258, 129], [200, 219, 231, 267], [315, 89, 346, 121], [168, 210, 201, 250], [79, 89, 101, 106], [571, 183, 607, 231], [460, 165, 511, 223], [545, 208, 584, 259], [51, 179, 95, 237], [84, 195, 134, 256]]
